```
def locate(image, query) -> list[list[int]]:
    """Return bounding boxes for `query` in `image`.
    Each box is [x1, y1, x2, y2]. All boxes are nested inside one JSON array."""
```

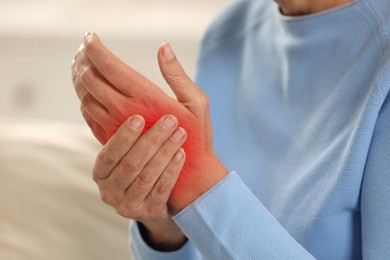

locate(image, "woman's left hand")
[[72, 33, 227, 211]]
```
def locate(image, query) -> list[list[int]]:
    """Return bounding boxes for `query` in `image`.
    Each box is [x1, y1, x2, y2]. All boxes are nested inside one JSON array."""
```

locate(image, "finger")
[[74, 51, 110, 125], [74, 45, 126, 111], [72, 59, 89, 102], [83, 32, 149, 97], [73, 45, 98, 101], [93, 115, 145, 180], [74, 42, 90, 73], [81, 109, 108, 144], [80, 91, 111, 127], [158, 42, 212, 133], [102, 115, 178, 198], [79, 64, 126, 112], [74, 53, 112, 143], [144, 148, 185, 212], [125, 127, 187, 204], [157, 42, 206, 115]]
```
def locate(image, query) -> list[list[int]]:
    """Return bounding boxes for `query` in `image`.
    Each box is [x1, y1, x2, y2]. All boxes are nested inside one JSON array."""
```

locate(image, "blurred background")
[[0, 0, 228, 124]]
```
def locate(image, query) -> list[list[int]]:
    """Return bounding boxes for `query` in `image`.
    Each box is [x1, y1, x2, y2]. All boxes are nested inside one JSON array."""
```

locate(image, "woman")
[[72, 0, 390, 258]]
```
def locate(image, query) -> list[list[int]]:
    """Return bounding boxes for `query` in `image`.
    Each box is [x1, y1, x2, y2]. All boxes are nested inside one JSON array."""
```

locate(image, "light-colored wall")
[[0, 0, 228, 124]]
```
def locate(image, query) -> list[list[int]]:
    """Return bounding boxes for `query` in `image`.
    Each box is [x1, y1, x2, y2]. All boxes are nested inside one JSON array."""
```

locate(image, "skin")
[[92, 114, 188, 250], [275, 0, 353, 16], [72, 0, 354, 252]]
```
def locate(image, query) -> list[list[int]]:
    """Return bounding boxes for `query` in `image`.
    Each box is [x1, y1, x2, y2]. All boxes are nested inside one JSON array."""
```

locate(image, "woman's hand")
[[72, 32, 228, 211], [94, 114, 187, 250]]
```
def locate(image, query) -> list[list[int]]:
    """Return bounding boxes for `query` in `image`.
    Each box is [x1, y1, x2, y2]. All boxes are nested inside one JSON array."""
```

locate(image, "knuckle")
[[92, 165, 100, 182], [159, 145, 172, 158], [119, 153, 142, 173], [198, 93, 210, 108], [85, 118, 95, 131], [148, 131, 163, 146], [80, 107, 89, 119], [115, 204, 131, 218], [136, 168, 155, 188], [155, 177, 170, 194], [168, 63, 186, 78], [171, 68, 186, 79], [79, 67, 92, 85], [100, 190, 114, 205], [92, 172, 100, 183], [98, 147, 116, 166], [74, 82, 85, 99], [80, 92, 92, 107], [81, 109, 95, 128], [169, 71, 186, 86], [92, 170, 98, 182]]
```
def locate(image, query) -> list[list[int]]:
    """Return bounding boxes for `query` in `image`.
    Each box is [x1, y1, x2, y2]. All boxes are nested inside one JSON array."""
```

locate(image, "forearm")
[[173, 172, 315, 259]]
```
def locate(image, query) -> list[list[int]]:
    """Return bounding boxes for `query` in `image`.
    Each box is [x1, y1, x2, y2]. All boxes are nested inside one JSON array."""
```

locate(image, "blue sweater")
[[130, 0, 390, 259]]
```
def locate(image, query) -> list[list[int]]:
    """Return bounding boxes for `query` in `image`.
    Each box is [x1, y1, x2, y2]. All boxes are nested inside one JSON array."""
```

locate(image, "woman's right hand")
[[93, 114, 187, 251]]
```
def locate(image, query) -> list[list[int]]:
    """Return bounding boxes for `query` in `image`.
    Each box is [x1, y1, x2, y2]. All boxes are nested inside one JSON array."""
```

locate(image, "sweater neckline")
[[272, 0, 364, 37]]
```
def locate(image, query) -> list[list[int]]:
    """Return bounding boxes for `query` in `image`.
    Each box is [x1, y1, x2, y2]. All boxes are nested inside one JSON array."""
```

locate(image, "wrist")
[[169, 151, 228, 212], [139, 219, 187, 252]]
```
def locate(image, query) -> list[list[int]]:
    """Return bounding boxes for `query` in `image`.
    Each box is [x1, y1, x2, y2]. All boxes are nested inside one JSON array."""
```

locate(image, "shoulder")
[[198, 0, 274, 57], [365, 0, 390, 30], [354, 0, 390, 98], [359, 0, 390, 58]]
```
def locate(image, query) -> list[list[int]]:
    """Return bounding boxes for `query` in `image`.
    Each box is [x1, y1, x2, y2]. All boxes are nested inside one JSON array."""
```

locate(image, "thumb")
[[158, 43, 207, 116]]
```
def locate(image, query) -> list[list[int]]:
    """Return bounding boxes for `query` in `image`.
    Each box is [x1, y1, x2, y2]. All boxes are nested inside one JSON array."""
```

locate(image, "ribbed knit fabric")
[[130, 0, 390, 259]]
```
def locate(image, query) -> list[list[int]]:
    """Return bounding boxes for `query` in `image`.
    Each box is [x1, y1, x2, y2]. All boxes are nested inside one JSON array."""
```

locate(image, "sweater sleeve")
[[361, 94, 390, 259], [172, 172, 315, 259]]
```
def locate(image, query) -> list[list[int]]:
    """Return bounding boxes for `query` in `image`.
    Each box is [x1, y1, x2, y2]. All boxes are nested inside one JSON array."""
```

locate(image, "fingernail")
[[130, 115, 144, 131], [84, 32, 92, 41], [171, 127, 186, 144], [162, 115, 177, 129], [161, 42, 175, 61], [174, 148, 185, 162]]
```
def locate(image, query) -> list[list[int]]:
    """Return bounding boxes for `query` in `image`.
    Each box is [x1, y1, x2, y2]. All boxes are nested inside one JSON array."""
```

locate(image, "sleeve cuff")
[[172, 171, 238, 221]]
